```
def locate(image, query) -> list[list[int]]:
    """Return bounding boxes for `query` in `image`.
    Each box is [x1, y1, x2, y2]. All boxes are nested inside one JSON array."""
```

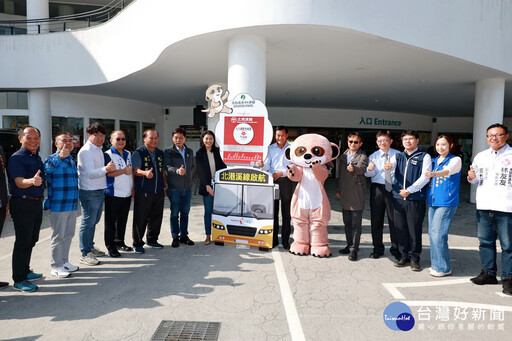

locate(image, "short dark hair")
[[347, 132, 362, 140], [275, 126, 288, 134], [143, 129, 158, 139], [86, 122, 106, 135], [172, 127, 187, 137], [376, 130, 391, 139], [55, 131, 71, 140], [486, 123, 508, 135], [401, 130, 419, 139], [18, 126, 41, 137]]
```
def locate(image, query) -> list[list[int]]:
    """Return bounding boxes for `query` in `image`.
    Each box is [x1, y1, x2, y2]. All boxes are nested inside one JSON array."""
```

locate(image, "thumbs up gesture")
[[59, 143, 71, 159], [146, 167, 154, 179], [105, 160, 116, 172], [347, 161, 354, 172], [256, 159, 264, 168], [124, 166, 132, 175], [178, 164, 186, 176], [384, 156, 392, 171], [33, 170, 42, 187], [367, 158, 375, 171], [468, 165, 476, 181]]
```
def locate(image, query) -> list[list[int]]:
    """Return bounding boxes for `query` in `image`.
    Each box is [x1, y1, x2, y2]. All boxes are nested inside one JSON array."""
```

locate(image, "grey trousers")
[[50, 210, 77, 268]]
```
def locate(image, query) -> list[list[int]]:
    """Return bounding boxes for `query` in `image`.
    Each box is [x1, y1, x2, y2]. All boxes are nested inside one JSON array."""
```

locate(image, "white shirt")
[[77, 140, 108, 190], [469, 144, 512, 212], [105, 149, 133, 197], [365, 148, 399, 184]]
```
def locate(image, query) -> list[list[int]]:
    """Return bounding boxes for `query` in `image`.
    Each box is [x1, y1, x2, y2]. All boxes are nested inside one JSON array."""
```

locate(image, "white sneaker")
[[429, 268, 452, 277], [79, 253, 100, 266], [63, 262, 79, 272], [91, 247, 106, 257], [51, 267, 70, 278]]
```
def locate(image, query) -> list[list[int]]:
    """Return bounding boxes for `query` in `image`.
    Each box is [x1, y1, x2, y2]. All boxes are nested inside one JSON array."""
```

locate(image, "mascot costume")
[[285, 134, 340, 257]]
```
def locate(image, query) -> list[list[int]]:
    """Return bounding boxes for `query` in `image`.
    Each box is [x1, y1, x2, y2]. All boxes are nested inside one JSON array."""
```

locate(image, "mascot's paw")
[[287, 164, 297, 177], [309, 160, 321, 168], [289, 242, 310, 256], [311, 246, 332, 258]]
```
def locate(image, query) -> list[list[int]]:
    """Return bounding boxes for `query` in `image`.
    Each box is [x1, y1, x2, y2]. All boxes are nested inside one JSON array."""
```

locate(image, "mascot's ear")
[[205, 95, 210, 101], [284, 146, 292, 161], [330, 143, 341, 160]]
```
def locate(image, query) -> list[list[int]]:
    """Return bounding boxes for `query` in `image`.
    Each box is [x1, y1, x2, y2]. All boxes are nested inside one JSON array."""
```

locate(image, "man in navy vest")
[[390, 130, 431, 271], [132, 129, 166, 253]]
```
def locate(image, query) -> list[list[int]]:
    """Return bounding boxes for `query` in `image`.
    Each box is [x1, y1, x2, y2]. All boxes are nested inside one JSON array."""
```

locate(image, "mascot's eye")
[[295, 147, 307, 157], [311, 146, 325, 157]]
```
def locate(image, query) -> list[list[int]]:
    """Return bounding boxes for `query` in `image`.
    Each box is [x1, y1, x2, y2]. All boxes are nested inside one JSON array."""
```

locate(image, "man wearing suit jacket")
[[337, 132, 368, 261], [165, 127, 195, 248]]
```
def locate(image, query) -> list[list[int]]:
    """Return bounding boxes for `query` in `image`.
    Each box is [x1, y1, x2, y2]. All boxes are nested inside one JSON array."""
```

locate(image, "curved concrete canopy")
[[55, 24, 512, 117]]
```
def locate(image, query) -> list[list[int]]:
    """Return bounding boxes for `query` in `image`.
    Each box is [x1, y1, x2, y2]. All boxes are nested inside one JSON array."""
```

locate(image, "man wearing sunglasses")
[[104, 130, 133, 257], [337, 132, 368, 261]]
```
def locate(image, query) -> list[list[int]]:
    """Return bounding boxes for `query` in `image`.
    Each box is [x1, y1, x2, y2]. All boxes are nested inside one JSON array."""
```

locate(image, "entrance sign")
[[215, 93, 273, 166]]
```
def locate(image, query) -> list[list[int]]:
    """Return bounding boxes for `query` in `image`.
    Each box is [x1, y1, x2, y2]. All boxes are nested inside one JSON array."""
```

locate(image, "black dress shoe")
[[180, 236, 195, 245], [172, 238, 180, 248], [0, 281, 8, 289], [369, 252, 382, 259], [282, 242, 290, 250], [410, 261, 421, 271], [339, 246, 350, 254], [348, 250, 358, 261], [470, 269, 498, 285], [108, 249, 121, 258], [393, 257, 411, 267], [117, 245, 134, 252]]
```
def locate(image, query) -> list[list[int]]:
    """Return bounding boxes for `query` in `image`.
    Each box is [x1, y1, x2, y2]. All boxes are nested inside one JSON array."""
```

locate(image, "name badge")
[[411, 160, 417, 165]]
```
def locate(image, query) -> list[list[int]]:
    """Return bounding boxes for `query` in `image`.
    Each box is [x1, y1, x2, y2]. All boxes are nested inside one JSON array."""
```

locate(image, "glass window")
[[213, 184, 242, 216], [2, 115, 28, 130], [6, 92, 17, 108], [17, 92, 28, 109], [242, 185, 274, 219], [142, 122, 155, 133], [90, 118, 114, 151], [120, 120, 139, 152], [51, 117, 84, 158], [0, 93, 6, 109]]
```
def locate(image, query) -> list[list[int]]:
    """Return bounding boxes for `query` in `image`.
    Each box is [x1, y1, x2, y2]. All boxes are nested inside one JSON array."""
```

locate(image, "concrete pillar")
[[470, 78, 505, 203], [26, 0, 49, 34], [28, 89, 51, 160], [227, 35, 267, 103]]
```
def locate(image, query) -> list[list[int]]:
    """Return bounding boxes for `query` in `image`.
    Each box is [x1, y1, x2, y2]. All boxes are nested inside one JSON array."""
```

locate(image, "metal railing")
[[0, 0, 134, 35]]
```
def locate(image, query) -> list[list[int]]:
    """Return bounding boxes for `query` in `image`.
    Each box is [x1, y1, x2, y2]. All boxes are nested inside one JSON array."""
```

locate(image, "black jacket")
[[164, 144, 195, 190], [196, 147, 226, 196]]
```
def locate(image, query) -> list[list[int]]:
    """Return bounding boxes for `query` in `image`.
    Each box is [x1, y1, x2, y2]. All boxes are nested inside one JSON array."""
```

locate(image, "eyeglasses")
[[348, 140, 360, 144], [377, 139, 390, 144], [115, 138, 126, 141], [486, 133, 506, 139]]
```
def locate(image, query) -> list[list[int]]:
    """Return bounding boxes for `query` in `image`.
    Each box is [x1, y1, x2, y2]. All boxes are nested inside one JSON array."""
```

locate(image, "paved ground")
[[0, 179, 511, 341]]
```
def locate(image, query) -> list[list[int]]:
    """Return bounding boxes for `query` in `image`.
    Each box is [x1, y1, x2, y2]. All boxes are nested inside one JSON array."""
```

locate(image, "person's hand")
[[257, 159, 264, 168], [336, 192, 341, 198], [206, 185, 214, 196], [468, 165, 476, 181], [59, 143, 71, 159], [124, 166, 132, 175], [425, 171, 434, 178], [347, 161, 354, 172], [146, 168, 154, 179], [32, 170, 42, 187], [272, 171, 283, 180], [105, 160, 116, 172], [178, 165, 186, 176], [384, 156, 392, 171], [399, 189, 409, 198], [367, 158, 375, 171]]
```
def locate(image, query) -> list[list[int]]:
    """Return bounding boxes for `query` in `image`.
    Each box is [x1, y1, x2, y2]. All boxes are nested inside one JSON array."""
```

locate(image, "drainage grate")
[[151, 320, 221, 341]]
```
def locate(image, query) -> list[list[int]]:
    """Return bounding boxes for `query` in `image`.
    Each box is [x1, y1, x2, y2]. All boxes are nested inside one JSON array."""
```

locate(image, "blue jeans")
[[168, 189, 192, 238], [428, 206, 457, 273], [79, 189, 104, 256], [476, 210, 512, 278], [203, 194, 214, 236]]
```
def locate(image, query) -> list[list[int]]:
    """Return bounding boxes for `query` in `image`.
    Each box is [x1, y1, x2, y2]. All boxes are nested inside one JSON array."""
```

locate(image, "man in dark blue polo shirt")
[[7, 126, 45, 292]]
